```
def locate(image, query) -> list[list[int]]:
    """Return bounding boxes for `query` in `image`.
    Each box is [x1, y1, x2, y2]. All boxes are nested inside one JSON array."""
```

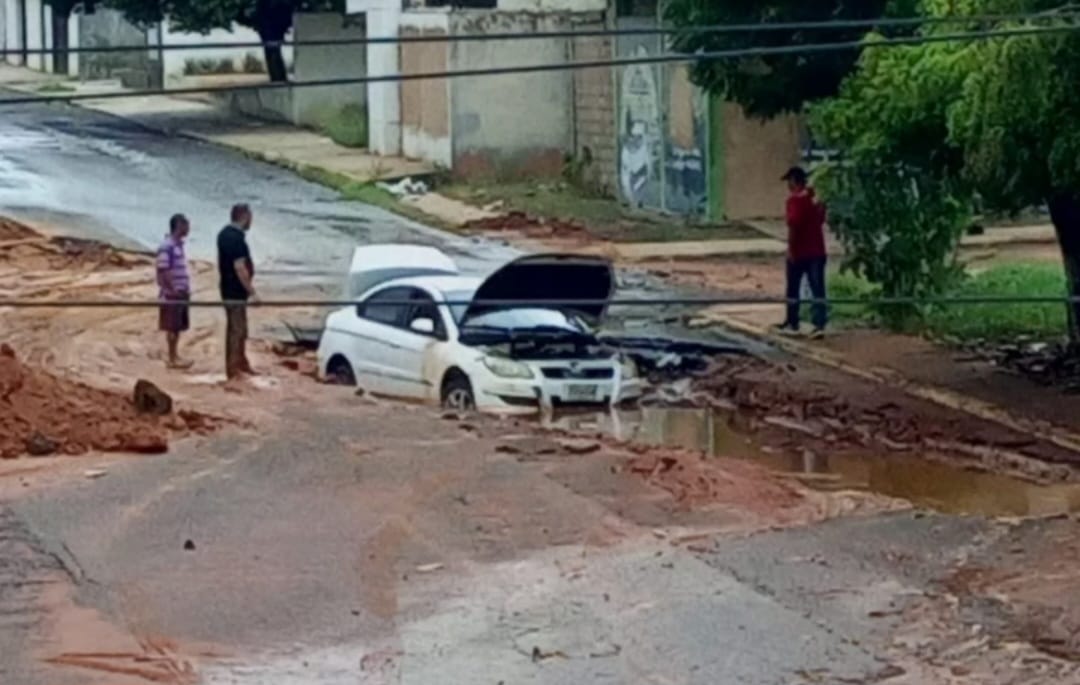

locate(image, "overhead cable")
[[2, 23, 1078, 106], [1, 295, 1078, 308], [0, 9, 1076, 57]]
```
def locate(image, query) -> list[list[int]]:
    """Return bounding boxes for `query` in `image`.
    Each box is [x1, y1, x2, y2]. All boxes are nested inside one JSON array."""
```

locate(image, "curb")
[[715, 316, 1080, 457]]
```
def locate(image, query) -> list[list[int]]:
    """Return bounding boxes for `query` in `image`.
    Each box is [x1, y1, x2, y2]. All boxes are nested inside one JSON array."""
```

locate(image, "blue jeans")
[[785, 257, 827, 330]]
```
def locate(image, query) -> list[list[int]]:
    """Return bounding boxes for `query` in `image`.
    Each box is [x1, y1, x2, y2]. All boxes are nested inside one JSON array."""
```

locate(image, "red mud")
[[0, 345, 216, 459], [624, 445, 804, 513], [463, 211, 586, 239]]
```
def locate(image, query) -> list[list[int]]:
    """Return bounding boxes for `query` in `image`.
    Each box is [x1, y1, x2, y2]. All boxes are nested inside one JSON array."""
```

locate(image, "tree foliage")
[[810, 0, 1080, 337], [106, 0, 343, 81], [663, 0, 918, 118]]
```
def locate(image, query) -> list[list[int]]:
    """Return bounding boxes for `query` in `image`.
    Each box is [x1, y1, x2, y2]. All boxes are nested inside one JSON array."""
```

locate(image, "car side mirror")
[[410, 317, 435, 335]]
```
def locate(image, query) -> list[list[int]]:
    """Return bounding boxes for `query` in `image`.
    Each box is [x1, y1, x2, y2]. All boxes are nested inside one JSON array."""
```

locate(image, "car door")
[[353, 286, 413, 396], [396, 287, 449, 401]]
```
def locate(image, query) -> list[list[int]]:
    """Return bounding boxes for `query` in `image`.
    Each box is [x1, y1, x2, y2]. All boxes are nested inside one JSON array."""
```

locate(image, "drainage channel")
[[553, 406, 1080, 518]]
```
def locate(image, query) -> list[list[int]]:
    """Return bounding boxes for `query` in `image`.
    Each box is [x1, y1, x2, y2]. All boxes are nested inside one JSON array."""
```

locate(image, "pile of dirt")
[[463, 211, 586, 239], [692, 356, 1080, 477], [0, 345, 216, 459], [0, 216, 148, 271]]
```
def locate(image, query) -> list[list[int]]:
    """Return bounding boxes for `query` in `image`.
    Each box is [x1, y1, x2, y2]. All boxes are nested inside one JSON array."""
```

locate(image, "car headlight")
[[619, 356, 638, 379], [482, 356, 534, 379]]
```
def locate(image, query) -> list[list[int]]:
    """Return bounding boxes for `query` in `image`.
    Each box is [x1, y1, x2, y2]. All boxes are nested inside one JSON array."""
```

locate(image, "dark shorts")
[[159, 294, 190, 333]]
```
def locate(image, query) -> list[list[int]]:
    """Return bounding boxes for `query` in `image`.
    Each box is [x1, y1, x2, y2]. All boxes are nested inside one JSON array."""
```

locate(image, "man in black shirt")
[[217, 203, 257, 379]]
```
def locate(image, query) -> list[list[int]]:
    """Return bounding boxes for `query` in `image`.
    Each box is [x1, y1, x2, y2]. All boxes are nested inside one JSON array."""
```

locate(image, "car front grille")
[[540, 366, 614, 380]]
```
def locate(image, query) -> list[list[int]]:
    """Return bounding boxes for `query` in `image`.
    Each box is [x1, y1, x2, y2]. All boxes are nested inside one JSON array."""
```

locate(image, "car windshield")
[[444, 291, 588, 334]]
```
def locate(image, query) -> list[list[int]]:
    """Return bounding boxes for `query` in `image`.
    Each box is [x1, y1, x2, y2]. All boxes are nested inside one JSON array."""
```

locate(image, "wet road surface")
[[0, 97, 752, 347], [0, 97, 518, 290]]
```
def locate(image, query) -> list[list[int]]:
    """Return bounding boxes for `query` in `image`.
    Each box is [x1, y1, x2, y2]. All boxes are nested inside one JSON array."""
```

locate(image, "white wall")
[[66, 12, 79, 76], [351, 0, 402, 155], [25, 0, 43, 70], [159, 23, 294, 84], [3, 0, 19, 65]]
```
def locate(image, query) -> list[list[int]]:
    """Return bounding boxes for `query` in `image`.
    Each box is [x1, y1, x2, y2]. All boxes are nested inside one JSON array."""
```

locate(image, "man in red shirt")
[[778, 166, 828, 338]]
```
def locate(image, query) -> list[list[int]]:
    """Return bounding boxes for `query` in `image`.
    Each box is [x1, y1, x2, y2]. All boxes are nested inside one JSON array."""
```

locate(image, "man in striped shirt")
[[157, 214, 193, 369]]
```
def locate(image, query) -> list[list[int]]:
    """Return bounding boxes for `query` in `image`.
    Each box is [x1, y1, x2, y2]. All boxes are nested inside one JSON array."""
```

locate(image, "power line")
[[2, 23, 1077, 106], [0, 295, 1077, 308], [0, 10, 1075, 57]]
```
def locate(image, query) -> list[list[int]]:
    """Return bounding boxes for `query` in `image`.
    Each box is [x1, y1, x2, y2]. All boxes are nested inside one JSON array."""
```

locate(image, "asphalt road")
[[0, 97, 758, 347], [0, 97, 519, 292], [0, 397, 1003, 685]]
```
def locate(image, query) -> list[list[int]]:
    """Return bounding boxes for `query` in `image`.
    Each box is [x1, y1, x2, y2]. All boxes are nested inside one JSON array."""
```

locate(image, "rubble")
[[0, 344, 215, 459], [975, 340, 1080, 391], [462, 211, 586, 239], [691, 355, 1080, 477]]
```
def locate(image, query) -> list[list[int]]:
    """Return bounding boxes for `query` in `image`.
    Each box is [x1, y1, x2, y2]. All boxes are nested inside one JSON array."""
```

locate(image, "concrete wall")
[[721, 102, 802, 220], [3, 0, 18, 65], [571, 25, 616, 194], [78, 8, 149, 80], [447, 11, 577, 179], [1, 0, 7, 58], [25, 0, 42, 71], [216, 12, 368, 132], [159, 24, 292, 85], [291, 12, 365, 127], [400, 11, 451, 167]]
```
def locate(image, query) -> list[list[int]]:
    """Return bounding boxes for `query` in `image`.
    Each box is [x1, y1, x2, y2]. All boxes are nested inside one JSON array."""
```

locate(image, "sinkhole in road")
[[553, 406, 1080, 518]]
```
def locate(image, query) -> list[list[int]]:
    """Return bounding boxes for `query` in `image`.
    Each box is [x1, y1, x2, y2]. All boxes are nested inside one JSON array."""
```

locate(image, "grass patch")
[[291, 164, 454, 231], [36, 82, 75, 93], [440, 181, 762, 243], [319, 104, 368, 149], [824, 262, 1067, 342], [924, 262, 1065, 342]]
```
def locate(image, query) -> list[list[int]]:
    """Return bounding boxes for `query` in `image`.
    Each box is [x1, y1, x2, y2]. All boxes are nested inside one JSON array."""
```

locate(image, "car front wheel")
[[326, 356, 357, 386], [441, 373, 475, 411]]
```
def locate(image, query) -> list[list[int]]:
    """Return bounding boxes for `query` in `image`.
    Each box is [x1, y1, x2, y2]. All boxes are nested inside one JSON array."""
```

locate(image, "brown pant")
[[225, 304, 249, 379]]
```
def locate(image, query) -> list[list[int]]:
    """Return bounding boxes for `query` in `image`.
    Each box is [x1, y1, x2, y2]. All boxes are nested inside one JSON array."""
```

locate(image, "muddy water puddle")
[[552, 407, 1080, 518]]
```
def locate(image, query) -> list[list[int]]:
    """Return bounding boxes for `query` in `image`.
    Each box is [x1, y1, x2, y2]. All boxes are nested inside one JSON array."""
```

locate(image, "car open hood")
[[459, 253, 615, 325], [342, 244, 459, 299]]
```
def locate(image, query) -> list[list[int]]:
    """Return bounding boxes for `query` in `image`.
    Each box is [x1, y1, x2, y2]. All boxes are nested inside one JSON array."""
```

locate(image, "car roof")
[[366, 274, 482, 298]]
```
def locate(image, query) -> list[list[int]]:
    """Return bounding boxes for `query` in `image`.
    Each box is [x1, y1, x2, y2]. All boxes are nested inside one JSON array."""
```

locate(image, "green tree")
[[662, 0, 919, 118], [947, 17, 1080, 339], [812, 2, 1080, 339], [106, 0, 343, 82], [808, 30, 979, 324]]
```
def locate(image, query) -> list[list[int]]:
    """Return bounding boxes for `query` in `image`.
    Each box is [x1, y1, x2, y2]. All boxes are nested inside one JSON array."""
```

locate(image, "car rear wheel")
[[441, 373, 475, 411], [327, 356, 356, 386]]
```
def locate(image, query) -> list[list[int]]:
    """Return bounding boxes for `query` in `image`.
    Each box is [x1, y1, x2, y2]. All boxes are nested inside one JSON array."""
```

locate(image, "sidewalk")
[[3, 70, 432, 184]]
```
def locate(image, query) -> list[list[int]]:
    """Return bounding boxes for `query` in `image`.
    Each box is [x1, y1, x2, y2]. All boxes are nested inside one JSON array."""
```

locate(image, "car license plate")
[[566, 384, 599, 401]]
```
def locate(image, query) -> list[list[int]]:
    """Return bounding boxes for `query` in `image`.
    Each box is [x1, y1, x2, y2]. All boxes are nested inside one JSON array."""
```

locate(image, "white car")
[[317, 245, 643, 413]]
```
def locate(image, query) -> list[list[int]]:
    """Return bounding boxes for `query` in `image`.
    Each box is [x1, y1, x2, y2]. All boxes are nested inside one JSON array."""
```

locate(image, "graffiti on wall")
[[617, 35, 709, 217], [618, 44, 662, 209]]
